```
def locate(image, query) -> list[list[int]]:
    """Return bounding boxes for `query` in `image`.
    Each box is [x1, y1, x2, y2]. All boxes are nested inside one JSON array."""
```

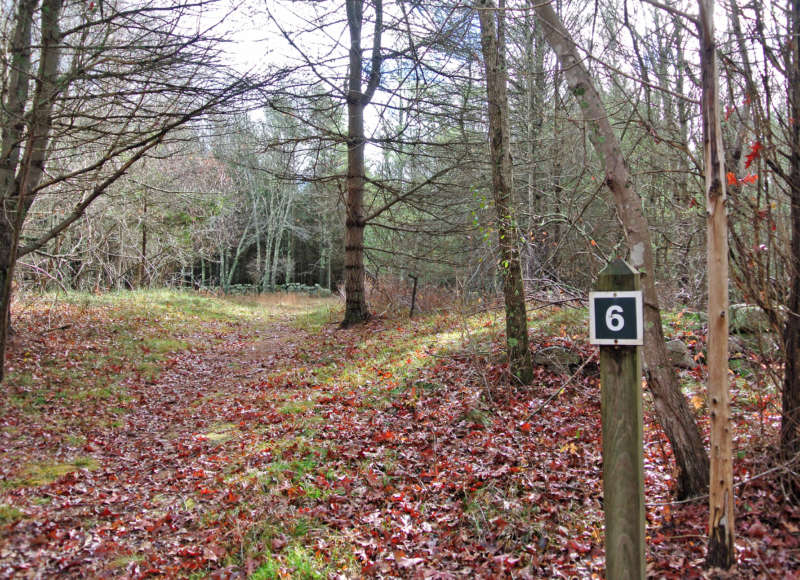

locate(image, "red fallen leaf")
[[205, 544, 226, 560], [747, 521, 768, 538], [198, 486, 216, 495], [397, 556, 425, 568], [177, 546, 203, 557], [224, 490, 239, 503], [567, 539, 591, 554], [271, 534, 288, 551], [519, 422, 532, 434], [286, 485, 305, 498], [492, 516, 509, 531], [374, 430, 395, 442]]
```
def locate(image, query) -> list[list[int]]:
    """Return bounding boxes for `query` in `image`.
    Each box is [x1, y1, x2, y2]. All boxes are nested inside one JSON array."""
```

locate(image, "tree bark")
[[0, 0, 62, 382], [699, 0, 735, 567], [534, 0, 709, 498], [783, 0, 800, 500], [477, 0, 534, 384], [342, 0, 382, 327]]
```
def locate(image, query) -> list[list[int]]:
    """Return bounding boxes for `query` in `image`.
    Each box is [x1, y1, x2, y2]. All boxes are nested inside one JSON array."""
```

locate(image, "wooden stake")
[[596, 259, 645, 580]]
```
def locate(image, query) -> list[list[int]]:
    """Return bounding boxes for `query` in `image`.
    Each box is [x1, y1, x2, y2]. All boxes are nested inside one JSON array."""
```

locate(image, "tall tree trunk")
[[139, 192, 148, 287], [551, 68, 563, 271], [478, 0, 534, 384], [0, 0, 62, 382], [783, 0, 800, 500], [699, 0, 735, 567], [342, 0, 382, 327], [534, 1, 709, 498]]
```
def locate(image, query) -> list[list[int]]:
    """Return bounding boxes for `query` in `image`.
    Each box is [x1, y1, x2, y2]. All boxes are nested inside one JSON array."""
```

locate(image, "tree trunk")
[[534, 1, 709, 498], [0, 0, 62, 382], [342, 0, 382, 327], [139, 192, 148, 287], [478, 0, 534, 384], [0, 219, 15, 382], [699, 0, 735, 567], [783, 0, 800, 501]]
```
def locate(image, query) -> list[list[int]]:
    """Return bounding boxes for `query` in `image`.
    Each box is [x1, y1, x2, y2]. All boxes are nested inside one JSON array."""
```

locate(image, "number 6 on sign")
[[589, 291, 644, 345], [605, 305, 625, 332]]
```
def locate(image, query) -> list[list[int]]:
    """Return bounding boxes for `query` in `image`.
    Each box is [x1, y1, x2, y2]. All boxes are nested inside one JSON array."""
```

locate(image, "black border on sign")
[[588, 290, 644, 346]]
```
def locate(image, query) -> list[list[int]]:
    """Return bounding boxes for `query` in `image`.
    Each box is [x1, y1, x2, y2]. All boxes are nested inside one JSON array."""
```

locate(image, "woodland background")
[[0, 0, 799, 577]]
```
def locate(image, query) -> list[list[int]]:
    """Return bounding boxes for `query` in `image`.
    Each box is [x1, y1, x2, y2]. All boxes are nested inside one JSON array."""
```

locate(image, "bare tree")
[[342, 0, 383, 325], [477, 0, 533, 383], [782, 0, 800, 498], [0, 0, 276, 380], [698, 0, 735, 567], [533, 0, 710, 499]]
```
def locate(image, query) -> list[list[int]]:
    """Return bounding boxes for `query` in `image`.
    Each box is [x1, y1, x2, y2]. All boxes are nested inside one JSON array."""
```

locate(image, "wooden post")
[[595, 259, 645, 579], [409, 274, 418, 318]]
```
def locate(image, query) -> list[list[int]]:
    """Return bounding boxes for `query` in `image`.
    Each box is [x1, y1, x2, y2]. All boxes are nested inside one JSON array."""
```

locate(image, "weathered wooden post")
[[589, 258, 645, 579], [409, 274, 419, 318]]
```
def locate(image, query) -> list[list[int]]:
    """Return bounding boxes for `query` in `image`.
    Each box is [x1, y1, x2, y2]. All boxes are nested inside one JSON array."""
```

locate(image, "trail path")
[[1, 299, 797, 578], [1, 316, 308, 578]]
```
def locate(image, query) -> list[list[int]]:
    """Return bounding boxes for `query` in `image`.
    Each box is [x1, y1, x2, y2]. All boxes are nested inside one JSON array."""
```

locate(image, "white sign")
[[589, 291, 644, 346]]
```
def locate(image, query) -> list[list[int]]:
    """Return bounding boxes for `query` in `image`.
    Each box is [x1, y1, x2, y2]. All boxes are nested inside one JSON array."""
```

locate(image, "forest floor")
[[0, 289, 797, 579]]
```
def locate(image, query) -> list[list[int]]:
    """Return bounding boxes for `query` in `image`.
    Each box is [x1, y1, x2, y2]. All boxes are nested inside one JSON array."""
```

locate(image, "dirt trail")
[[0, 318, 307, 578]]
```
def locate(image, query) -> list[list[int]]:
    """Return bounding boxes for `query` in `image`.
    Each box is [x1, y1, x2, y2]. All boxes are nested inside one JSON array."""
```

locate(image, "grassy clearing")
[[5, 289, 340, 411]]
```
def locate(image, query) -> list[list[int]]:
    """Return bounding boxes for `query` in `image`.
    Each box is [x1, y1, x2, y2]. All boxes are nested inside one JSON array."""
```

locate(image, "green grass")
[[251, 557, 280, 580], [286, 546, 325, 579], [110, 554, 145, 568], [661, 308, 706, 336], [4, 457, 99, 489], [0, 504, 25, 525], [528, 305, 587, 337], [292, 302, 339, 332], [205, 422, 239, 443], [263, 456, 318, 486], [279, 400, 315, 415], [248, 544, 331, 580]]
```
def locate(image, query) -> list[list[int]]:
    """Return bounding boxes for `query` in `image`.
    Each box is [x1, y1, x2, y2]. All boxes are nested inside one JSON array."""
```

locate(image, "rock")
[[533, 346, 581, 373], [728, 335, 747, 357], [666, 339, 695, 369], [729, 304, 775, 334]]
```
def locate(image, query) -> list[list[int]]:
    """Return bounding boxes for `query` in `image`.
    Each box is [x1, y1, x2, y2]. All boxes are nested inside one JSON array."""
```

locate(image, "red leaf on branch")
[[726, 172, 737, 186], [741, 173, 758, 185], [745, 141, 762, 168]]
